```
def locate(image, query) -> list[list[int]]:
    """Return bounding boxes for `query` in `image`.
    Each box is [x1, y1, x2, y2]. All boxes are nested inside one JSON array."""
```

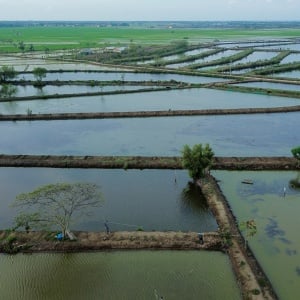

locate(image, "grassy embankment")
[[187, 49, 255, 70], [213, 50, 291, 73], [252, 62, 300, 76], [1, 26, 300, 53], [150, 48, 224, 67], [0, 155, 298, 171]]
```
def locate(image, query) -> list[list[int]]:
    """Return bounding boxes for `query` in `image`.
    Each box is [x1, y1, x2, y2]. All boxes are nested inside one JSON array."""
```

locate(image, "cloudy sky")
[[0, 0, 298, 21]]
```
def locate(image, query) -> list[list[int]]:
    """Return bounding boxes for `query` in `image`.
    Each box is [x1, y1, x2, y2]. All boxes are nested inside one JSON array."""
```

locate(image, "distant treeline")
[[1, 21, 300, 29]]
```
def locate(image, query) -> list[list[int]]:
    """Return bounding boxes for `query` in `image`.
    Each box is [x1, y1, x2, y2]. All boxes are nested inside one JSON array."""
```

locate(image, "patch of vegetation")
[[182, 144, 214, 181], [251, 289, 261, 295], [215, 50, 291, 73], [0, 65, 16, 82], [0, 84, 17, 98], [151, 48, 222, 67], [219, 228, 233, 248], [188, 49, 254, 70], [1, 26, 300, 53], [13, 182, 103, 236]]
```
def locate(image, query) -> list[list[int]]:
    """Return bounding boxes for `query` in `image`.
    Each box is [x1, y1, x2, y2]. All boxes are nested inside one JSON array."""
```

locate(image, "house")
[[79, 48, 94, 55]]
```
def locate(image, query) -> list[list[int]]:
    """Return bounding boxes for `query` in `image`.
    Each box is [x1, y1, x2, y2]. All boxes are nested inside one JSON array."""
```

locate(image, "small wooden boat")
[[242, 179, 254, 185]]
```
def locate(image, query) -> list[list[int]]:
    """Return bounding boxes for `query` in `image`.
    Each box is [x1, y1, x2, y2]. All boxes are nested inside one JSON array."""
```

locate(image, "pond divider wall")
[[0, 231, 222, 253], [199, 175, 277, 299], [0, 86, 181, 102], [0, 155, 298, 170], [1, 105, 300, 121]]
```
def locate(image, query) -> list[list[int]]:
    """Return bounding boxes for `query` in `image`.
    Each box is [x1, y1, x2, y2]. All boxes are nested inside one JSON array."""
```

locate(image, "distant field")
[[1, 26, 300, 52]]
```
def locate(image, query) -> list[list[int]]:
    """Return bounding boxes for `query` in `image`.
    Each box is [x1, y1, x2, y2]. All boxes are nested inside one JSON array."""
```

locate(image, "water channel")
[[213, 170, 300, 300]]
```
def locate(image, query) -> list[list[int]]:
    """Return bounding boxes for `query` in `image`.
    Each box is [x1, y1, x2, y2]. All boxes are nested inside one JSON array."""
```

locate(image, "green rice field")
[[1, 26, 300, 52]]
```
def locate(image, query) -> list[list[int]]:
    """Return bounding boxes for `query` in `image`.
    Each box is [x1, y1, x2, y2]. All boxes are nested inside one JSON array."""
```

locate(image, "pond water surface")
[[2, 88, 299, 115], [0, 168, 217, 232], [0, 251, 241, 300], [230, 51, 277, 66], [273, 70, 300, 79], [214, 170, 300, 300], [0, 113, 298, 156], [280, 53, 300, 64], [7, 85, 145, 98], [0, 56, 122, 72], [166, 50, 239, 69], [233, 81, 300, 92]]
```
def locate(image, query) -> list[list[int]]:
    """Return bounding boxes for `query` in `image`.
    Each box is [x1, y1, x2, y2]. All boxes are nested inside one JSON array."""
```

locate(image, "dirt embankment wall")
[[0, 231, 221, 253], [199, 176, 277, 300], [0, 155, 298, 170], [1, 106, 300, 121]]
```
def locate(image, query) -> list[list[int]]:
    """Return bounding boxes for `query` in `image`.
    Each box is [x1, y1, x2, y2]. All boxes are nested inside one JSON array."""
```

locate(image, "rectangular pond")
[[260, 43, 300, 51], [0, 168, 217, 232], [280, 53, 300, 64], [0, 56, 123, 72], [0, 113, 298, 156], [2, 87, 300, 115], [166, 50, 239, 69], [0, 251, 241, 300], [273, 70, 300, 79], [213, 170, 300, 300], [230, 51, 278, 66], [233, 81, 300, 92], [4, 85, 146, 98], [137, 48, 210, 65]]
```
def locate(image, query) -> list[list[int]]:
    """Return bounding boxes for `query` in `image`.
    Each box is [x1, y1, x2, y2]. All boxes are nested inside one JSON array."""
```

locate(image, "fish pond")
[[232, 81, 300, 92], [0, 168, 217, 232], [273, 70, 300, 79], [213, 170, 300, 300], [0, 113, 298, 156], [2, 88, 299, 115], [0, 251, 241, 300], [4, 85, 146, 98]]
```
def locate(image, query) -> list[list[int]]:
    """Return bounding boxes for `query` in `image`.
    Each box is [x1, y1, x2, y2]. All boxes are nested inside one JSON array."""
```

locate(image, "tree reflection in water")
[[181, 182, 209, 212], [289, 172, 300, 191]]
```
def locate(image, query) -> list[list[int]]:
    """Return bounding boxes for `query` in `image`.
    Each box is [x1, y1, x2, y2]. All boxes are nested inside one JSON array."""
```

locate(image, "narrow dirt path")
[[199, 175, 277, 300], [0, 231, 221, 252]]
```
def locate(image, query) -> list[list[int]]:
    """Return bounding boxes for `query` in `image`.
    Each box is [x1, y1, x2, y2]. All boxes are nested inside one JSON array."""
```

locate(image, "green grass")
[[1, 26, 300, 53]]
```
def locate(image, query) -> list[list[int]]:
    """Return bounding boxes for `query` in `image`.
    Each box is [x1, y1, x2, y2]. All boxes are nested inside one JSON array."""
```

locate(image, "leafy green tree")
[[28, 44, 35, 52], [181, 144, 214, 181], [13, 183, 103, 236], [0, 66, 16, 82], [172, 39, 188, 50], [32, 67, 47, 83], [18, 41, 25, 52], [0, 84, 17, 98], [289, 173, 300, 191], [291, 146, 300, 160]]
